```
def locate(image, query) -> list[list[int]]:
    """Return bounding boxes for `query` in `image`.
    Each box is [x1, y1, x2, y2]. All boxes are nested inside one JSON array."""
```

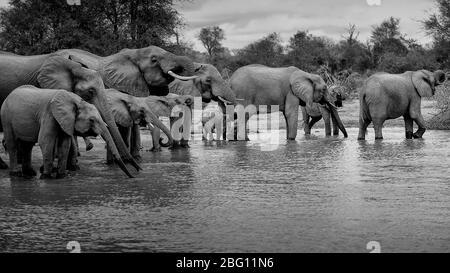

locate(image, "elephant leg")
[[20, 140, 36, 178], [285, 92, 300, 140], [373, 118, 384, 140], [151, 127, 162, 152], [302, 107, 311, 135], [404, 115, 414, 139], [0, 158, 7, 169], [358, 117, 371, 140], [39, 137, 56, 179], [56, 135, 71, 179], [83, 137, 94, 151], [67, 137, 80, 171], [412, 114, 426, 139], [130, 124, 142, 161], [309, 116, 323, 135], [332, 118, 339, 136], [6, 138, 21, 177]]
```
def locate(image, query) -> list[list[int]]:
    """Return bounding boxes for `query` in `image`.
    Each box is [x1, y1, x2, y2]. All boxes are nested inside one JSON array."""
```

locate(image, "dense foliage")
[[0, 0, 188, 55]]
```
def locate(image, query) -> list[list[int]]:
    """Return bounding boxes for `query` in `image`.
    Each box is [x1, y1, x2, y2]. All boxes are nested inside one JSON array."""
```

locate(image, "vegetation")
[[0, 0, 449, 127]]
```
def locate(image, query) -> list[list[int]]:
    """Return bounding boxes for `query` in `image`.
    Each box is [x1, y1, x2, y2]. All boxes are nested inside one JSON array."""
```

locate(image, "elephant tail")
[[359, 92, 371, 125]]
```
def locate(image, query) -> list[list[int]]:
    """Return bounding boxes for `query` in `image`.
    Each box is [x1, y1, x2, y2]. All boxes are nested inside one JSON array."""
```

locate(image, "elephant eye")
[[151, 56, 158, 63]]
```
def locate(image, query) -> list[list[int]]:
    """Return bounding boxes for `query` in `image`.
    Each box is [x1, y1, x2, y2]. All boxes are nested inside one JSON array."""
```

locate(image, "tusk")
[[218, 96, 233, 105], [235, 98, 245, 101], [168, 71, 198, 81]]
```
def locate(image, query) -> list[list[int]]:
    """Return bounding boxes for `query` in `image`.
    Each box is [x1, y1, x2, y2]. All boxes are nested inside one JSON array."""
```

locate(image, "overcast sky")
[[176, 0, 439, 51], [0, 0, 439, 52]]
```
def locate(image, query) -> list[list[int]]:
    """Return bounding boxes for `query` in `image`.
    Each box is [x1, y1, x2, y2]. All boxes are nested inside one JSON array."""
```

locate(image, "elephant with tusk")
[[152, 63, 237, 144], [1, 86, 132, 179], [230, 65, 348, 141], [358, 70, 447, 140], [0, 53, 139, 175], [55, 46, 197, 159]]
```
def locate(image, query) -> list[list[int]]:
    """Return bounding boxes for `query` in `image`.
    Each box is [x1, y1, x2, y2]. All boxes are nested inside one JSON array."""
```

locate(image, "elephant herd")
[[0, 45, 446, 179]]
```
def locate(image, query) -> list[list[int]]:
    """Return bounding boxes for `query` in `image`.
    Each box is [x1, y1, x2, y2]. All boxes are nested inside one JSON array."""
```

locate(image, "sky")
[[0, 0, 440, 52], [176, 0, 439, 52]]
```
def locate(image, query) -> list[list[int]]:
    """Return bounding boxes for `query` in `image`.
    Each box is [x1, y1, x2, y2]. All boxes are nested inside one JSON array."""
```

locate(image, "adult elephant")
[[230, 65, 348, 140], [0, 53, 138, 174], [358, 70, 446, 140], [168, 63, 237, 144], [55, 47, 198, 157]]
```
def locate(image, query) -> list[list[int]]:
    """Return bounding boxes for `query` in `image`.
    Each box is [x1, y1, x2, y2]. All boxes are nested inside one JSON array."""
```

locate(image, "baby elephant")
[[105, 89, 176, 161], [302, 87, 344, 136], [145, 94, 194, 151], [359, 70, 446, 140], [1, 86, 130, 179]]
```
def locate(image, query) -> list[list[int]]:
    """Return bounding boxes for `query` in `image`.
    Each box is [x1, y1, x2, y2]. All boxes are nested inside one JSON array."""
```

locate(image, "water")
[[0, 128, 449, 253]]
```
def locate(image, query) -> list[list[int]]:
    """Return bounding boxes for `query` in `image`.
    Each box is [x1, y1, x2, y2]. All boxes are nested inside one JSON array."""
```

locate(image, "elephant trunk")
[[99, 123, 134, 178], [212, 80, 237, 105], [325, 100, 348, 138], [93, 95, 142, 171], [161, 54, 196, 79], [144, 108, 174, 148]]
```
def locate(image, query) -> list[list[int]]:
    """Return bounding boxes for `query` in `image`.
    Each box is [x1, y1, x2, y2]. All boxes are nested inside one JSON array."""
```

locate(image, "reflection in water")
[[0, 128, 450, 252]]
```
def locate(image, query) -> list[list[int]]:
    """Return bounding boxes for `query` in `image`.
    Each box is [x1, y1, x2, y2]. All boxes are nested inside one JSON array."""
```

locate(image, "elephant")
[[0, 53, 139, 174], [145, 94, 194, 151], [358, 70, 446, 140], [55, 47, 198, 158], [142, 62, 236, 144], [1, 86, 131, 179], [104, 89, 178, 161], [167, 63, 237, 142], [229, 65, 348, 140], [302, 87, 344, 136]]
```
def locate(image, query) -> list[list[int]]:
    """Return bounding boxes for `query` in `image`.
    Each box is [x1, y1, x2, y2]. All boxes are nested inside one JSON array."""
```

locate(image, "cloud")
[[176, 0, 438, 52]]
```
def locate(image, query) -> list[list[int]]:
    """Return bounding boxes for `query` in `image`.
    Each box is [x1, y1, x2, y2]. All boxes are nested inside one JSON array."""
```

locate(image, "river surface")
[[0, 128, 449, 253]]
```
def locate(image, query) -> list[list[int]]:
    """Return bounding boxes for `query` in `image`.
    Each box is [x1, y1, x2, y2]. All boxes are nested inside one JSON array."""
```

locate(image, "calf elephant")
[[105, 89, 176, 161], [55, 46, 198, 158], [0, 53, 138, 174], [145, 94, 194, 151], [230, 65, 348, 140], [302, 87, 344, 136], [358, 70, 446, 140], [1, 86, 131, 179]]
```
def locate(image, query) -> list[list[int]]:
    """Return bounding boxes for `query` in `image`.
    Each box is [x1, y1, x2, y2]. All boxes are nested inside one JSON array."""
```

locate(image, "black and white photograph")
[[0, 0, 449, 259]]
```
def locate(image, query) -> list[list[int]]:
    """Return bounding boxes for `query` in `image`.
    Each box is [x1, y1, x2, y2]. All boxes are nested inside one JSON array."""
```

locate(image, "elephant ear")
[[50, 91, 79, 136], [101, 51, 149, 96], [412, 70, 434, 98], [146, 96, 171, 117], [38, 56, 81, 91], [289, 71, 314, 108], [110, 97, 133, 127]]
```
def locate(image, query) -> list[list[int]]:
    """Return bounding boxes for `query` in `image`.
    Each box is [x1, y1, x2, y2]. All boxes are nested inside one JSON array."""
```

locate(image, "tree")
[[197, 26, 225, 59], [286, 30, 334, 72], [0, 0, 187, 55], [333, 24, 372, 72], [423, 0, 450, 67], [371, 17, 409, 66], [236, 33, 285, 67]]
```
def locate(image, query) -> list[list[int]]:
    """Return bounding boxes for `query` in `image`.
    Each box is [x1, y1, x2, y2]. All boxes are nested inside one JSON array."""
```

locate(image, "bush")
[[427, 80, 450, 129]]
